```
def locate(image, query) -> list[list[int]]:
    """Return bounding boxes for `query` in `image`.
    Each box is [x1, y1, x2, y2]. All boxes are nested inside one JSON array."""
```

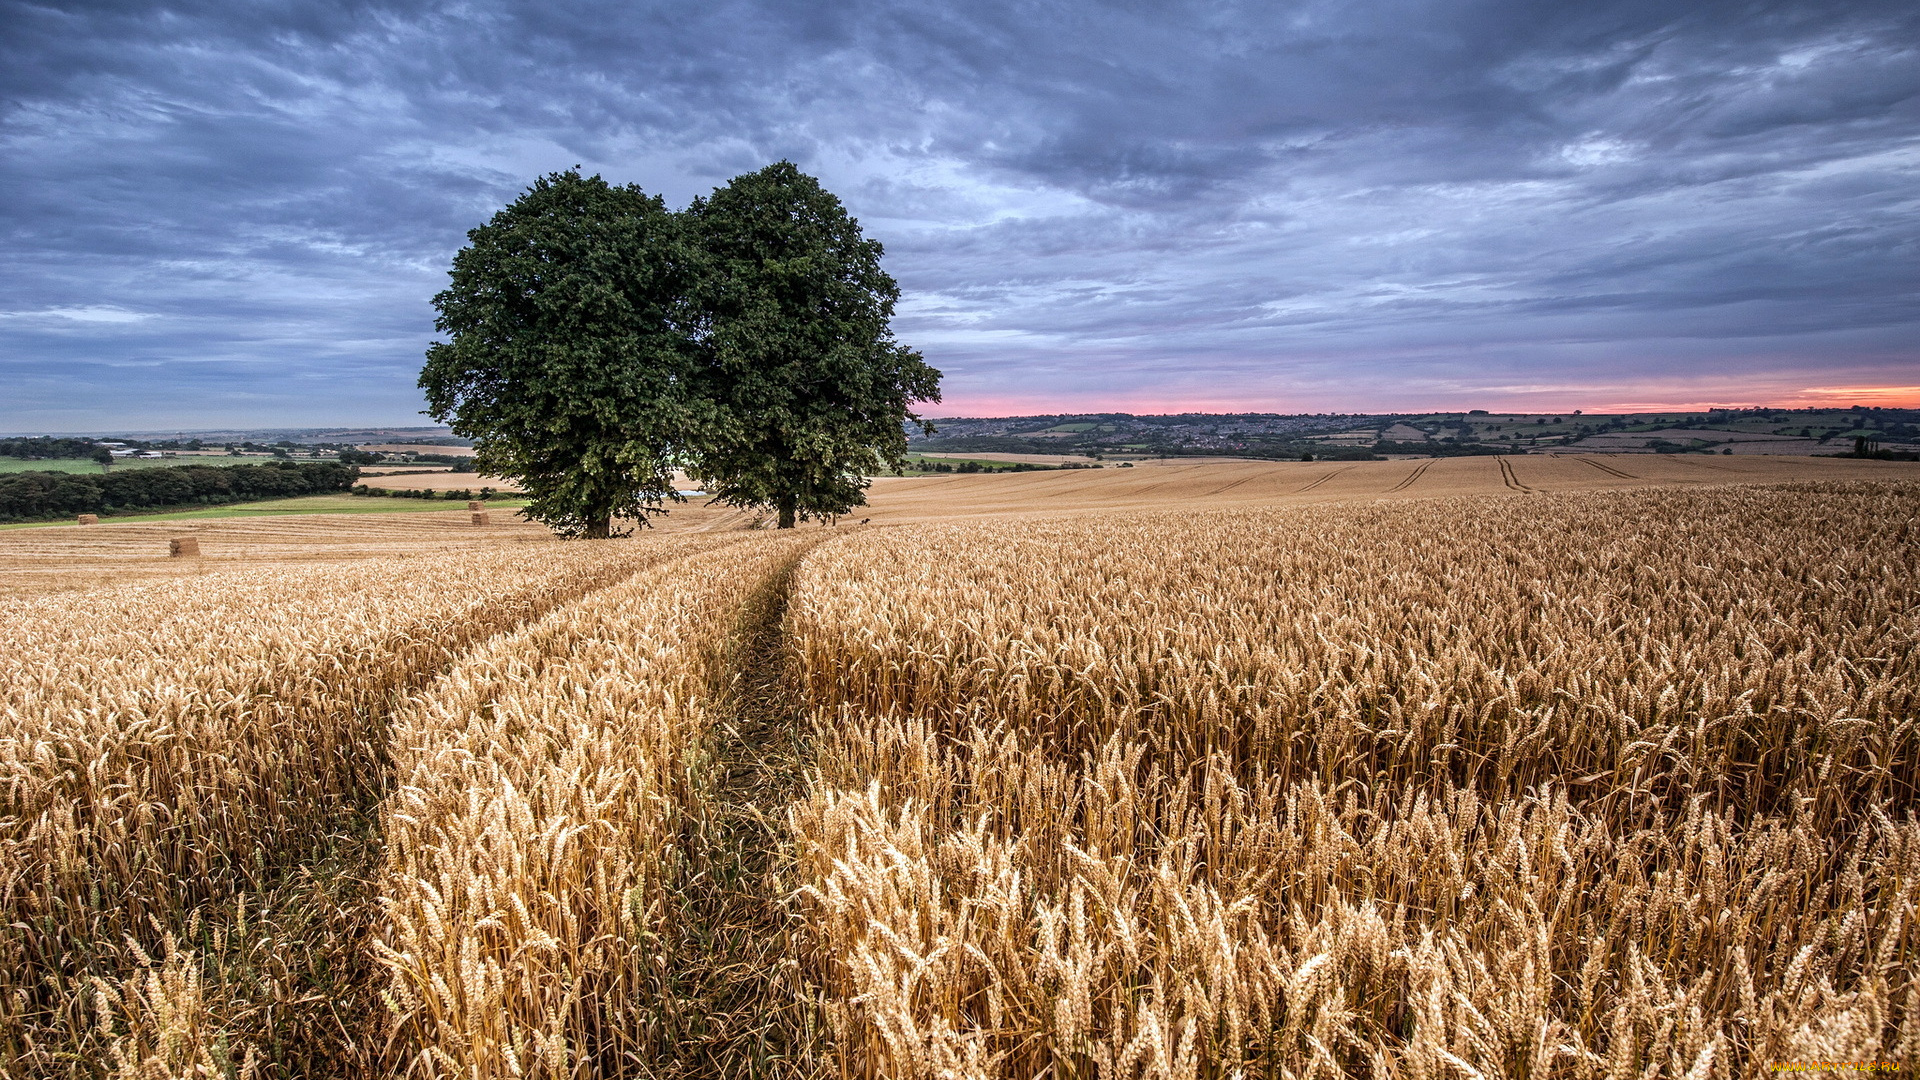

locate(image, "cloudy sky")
[[2, 0, 1916, 430]]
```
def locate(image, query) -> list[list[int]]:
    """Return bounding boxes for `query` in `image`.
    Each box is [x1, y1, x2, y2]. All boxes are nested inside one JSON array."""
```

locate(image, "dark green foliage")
[[686, 162, 941, 528], [338, 449, 382, 465], [420, 171, 702, 539], [1847, 435, 1919, 461], [0, 436, 101, 459], [0, 462, 358, 523], [420, 164, 939, 534]]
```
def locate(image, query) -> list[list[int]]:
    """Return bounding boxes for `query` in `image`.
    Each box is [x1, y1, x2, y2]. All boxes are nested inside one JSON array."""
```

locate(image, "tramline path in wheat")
[[0, 534, 793, 1077], [1568, 453, 1639, 480], [1382, 459, 1433, 493]]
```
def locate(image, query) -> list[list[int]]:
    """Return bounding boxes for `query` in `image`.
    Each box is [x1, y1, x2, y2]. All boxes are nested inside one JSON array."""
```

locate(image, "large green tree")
[[686, 162, 941, 528], [419, 171, 700, 538]]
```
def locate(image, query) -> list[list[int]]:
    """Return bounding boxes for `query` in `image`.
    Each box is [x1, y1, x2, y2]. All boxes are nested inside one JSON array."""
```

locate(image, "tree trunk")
[[777, 494, 797, 529], [585, 515, 612, 539]]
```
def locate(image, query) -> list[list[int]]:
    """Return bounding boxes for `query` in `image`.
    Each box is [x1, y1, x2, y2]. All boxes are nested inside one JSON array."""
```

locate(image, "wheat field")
[[1, 471, 1916, 1077], [787, 481, 1918, 1077], [0, 539, 704, 1075], [2, 453, 1902, 597]]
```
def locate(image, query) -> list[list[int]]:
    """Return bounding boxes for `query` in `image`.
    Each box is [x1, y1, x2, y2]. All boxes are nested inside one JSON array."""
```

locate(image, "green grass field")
[[0, 493, 530, 529], [0, 456, 323, 475], [897, 453, 1085, 474]]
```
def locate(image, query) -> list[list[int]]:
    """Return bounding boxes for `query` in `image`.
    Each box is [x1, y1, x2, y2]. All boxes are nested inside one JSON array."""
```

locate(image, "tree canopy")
[[420, 163, 938, 535], [420, 171, 701, 538], [687, 162, 941, 528]]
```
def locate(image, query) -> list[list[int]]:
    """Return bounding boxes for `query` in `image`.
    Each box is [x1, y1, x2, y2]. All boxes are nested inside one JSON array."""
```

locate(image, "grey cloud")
[[1, 0, 1915, 428]]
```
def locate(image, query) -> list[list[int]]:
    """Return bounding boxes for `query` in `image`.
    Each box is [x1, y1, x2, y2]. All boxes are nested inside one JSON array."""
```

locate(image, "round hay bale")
[[76, 514, 99, 525], [169, 537, 201, 557]]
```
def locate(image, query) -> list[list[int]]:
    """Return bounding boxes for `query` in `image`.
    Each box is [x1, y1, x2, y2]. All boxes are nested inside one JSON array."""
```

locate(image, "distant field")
[[0, 456, 299, 474], [358, 470, 518, 492], [357, 443, 476, 455], [1571, 427, 1833, 454], [909, 450, 1100, 465], [852, 449, 1919, 524], [5, 450, 1910, 598], [0, 493, 529, 530], [0, 501, 549, 595], [9, 450, 1912, 541], [129, 493, 529, 521], [0, 494, 751, 593]]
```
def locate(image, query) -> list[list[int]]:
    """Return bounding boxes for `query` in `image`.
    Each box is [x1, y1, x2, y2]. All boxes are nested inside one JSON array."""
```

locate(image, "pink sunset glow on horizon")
[[927, 383, 1920, 419]]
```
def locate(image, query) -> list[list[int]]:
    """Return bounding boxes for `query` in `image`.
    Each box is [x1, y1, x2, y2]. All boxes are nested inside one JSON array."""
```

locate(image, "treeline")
[[351, 484, 503, 500], [0, 462, 358, 523], [0, 436, 100, 459], [1843, 436, 1920, 462]]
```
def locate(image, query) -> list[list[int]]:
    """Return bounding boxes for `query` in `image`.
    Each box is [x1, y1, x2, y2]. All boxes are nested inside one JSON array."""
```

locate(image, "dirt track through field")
[[656, 543, 821, 1078], [1292, 464, 1355, 493], [292, 553, 669, 1075], [1384, 460, 1433, 493], [0, 544, 679, 1078], [1497, 455, 1533, 492], [1201, 470, 1263, 497], [1574, 455, 1639, 480]]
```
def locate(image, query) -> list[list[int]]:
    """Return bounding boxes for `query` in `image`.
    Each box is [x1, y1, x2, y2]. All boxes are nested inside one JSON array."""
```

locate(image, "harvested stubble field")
[[1, 467, 1917, 1078]]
